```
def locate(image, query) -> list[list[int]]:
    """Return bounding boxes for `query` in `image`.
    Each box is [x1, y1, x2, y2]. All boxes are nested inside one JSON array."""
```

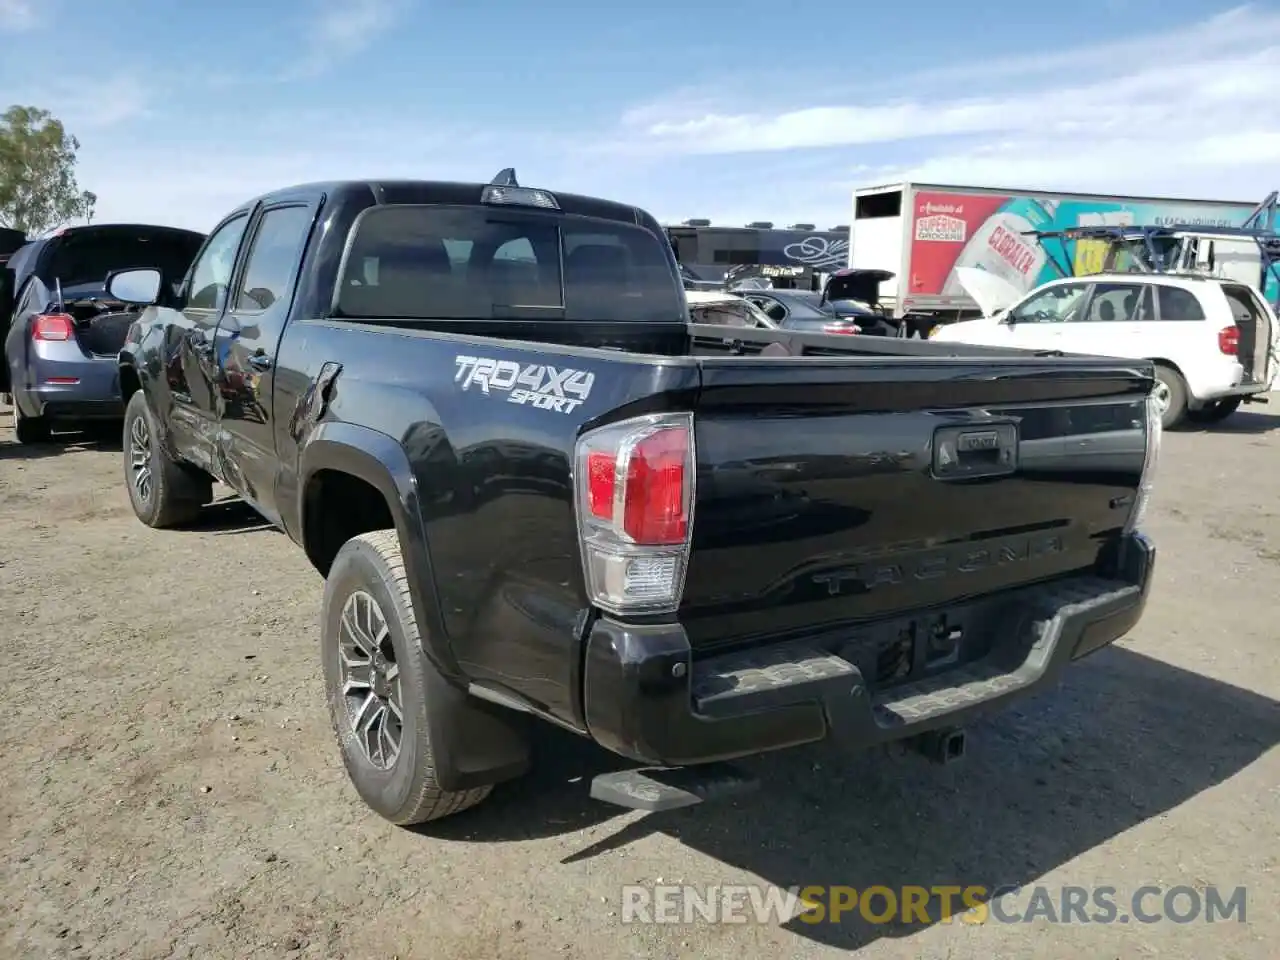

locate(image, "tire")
[[1186, 397, 1242, 425], [322, 530, 492, 825], [14, 406, 52, 444], [122, 390, 211, 527], [1152, 364, 1188, 429]]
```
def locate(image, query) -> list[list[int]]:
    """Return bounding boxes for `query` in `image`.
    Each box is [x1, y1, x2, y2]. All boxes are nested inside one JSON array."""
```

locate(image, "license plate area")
[[834, 598, 1005, 693]]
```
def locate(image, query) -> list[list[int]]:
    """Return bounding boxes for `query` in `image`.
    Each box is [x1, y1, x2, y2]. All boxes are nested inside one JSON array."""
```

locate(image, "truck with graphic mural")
[[847, 182, 1266, 324]]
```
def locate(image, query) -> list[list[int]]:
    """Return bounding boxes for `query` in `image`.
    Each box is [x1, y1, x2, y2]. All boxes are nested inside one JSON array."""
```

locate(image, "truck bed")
[[271, 317, 1152, 729]]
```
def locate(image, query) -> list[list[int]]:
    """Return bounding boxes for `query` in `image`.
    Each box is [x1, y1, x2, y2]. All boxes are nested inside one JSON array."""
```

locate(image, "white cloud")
[[4, 75, 151, 131], [289, 0, 402, 79], [0, 0, 36, 31], [44, 4, 1280, 232], [607, 4, 1280, 204]]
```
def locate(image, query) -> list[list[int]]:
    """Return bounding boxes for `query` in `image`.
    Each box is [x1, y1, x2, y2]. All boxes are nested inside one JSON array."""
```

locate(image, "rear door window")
[[1081, 282, 1144, 322], [234, 205, 314, 312], [334, 205, 683, 322], [1156, 285, 1207, 322]]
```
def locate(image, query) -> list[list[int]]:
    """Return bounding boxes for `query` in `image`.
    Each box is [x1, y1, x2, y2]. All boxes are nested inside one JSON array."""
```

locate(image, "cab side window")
[[235, 206, 314, 313], [187, 215, 249, 311]]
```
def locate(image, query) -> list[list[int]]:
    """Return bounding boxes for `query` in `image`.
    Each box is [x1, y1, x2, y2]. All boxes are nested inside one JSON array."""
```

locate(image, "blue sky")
[[3, 0, 1279, 231]]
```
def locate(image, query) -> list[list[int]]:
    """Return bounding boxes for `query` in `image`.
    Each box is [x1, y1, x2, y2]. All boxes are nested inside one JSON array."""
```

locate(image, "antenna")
[[55, 277, 64, 310], [490, 168, 518, 187]]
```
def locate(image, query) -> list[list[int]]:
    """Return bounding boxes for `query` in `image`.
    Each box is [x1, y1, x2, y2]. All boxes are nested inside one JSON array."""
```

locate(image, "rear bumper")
[[15, 350, 123, 421], [21, 385, 124, 421], [582, 533, 1154, 767], [33, 396, 125, 421], [1202, 382, 1270, 401]]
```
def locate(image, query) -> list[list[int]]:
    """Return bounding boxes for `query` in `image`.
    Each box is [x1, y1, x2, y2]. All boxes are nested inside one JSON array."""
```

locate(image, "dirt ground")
[[1, 399, 1276, 960]]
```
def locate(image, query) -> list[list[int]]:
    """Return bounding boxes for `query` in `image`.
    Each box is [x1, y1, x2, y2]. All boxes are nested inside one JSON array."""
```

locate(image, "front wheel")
[[322, 530, 493, 825], [122, 391, 211, 527]]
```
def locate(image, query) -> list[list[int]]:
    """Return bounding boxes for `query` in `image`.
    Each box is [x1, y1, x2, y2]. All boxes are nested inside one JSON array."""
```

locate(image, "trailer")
[[666, 220, 848, 289], [848, 182, 1262, 321]]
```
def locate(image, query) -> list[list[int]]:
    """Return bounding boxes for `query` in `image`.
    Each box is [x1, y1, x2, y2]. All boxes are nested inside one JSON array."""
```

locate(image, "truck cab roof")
[[226, 179, 661, 233]]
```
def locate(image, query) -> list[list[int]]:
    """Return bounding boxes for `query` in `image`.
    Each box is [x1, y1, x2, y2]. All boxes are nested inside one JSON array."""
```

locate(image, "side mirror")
[[106, 267, 162, 305]]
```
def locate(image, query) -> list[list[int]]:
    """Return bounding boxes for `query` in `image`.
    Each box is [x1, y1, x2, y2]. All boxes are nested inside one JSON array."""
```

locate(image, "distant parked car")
[[731, 268, 902, 336], [932, 266, 1280, 428], [685, 289, 779, 328], [734, 289, 866, 335], [3, 223, 206, 443]]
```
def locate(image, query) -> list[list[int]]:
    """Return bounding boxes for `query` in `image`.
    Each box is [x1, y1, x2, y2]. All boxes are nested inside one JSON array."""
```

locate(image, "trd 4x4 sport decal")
[[454, 355, 595, 414]]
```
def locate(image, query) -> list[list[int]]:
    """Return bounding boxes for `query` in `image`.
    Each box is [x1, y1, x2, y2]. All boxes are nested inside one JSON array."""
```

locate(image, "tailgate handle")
[[932, 423, 1018, 480]]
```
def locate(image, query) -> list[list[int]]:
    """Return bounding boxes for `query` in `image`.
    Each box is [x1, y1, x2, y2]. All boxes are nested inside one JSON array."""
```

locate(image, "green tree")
[[0, 105, 97, 234]]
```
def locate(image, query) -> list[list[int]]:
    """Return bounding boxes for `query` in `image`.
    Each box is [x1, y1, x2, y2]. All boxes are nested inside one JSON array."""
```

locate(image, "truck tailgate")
[[681, 355, 1153, 652]]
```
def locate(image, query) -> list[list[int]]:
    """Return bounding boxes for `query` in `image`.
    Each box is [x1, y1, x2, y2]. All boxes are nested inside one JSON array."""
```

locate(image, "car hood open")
[[952, 266, 1024, 318]]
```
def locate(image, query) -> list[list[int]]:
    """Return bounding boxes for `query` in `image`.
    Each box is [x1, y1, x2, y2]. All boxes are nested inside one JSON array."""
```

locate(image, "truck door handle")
[[247, 353, 273, 370]]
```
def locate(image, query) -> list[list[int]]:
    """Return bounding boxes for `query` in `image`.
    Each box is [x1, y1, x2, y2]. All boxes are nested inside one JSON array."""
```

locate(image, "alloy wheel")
[[337, 590, 403, 769], [1151, 379, 1172, 416], [129, 414, 153, 503]]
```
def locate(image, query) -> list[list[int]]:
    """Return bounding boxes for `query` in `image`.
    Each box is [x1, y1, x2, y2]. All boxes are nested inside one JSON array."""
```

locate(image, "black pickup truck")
[[112, 172, 1160, 825]]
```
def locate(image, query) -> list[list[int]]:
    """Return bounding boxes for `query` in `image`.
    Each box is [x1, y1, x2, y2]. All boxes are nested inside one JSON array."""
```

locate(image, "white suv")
[[932, 268, 1278, 428]]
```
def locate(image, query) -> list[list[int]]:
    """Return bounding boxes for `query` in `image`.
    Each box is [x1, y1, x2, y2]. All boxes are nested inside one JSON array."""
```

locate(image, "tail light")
[[32, 313, 74, 341], [574, 412, 695, 615], [1124, 392, 1162, 533], [822, 322, 860, 335], [1218, 325, 1239, 355]]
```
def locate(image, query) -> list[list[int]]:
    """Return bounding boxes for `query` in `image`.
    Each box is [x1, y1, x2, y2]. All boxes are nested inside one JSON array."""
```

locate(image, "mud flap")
[[424, 661, 532, 793]]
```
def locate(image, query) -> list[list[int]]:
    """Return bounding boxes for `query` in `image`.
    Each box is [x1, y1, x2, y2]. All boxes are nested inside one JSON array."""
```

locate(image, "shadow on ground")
[[184, 496, 278, 536], [423, 647, 1279, 950], [1180, 408, 1280, 434], [0, 419, 123, 461]]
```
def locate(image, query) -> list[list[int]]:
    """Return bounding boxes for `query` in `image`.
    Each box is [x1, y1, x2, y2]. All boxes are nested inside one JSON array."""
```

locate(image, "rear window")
[[43, 229, 206, 288], [335, 205, 684, 322], [1156, 285, 1206, 322]]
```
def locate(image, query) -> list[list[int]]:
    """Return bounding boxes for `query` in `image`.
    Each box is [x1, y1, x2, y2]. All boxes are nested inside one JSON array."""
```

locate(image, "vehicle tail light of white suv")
[[1218, 325, 1240, 356], [574, 412, 695, 616], [1124, 391, 1163, 534]]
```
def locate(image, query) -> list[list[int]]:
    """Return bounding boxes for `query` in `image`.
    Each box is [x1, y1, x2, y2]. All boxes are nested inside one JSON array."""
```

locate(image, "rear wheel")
[[322, 530, 492, 825], [1187, 397, 1241, 425], [13, 406, 51, 444], [1151, 364, 1188, 429], [123, 390, 211, 527]]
